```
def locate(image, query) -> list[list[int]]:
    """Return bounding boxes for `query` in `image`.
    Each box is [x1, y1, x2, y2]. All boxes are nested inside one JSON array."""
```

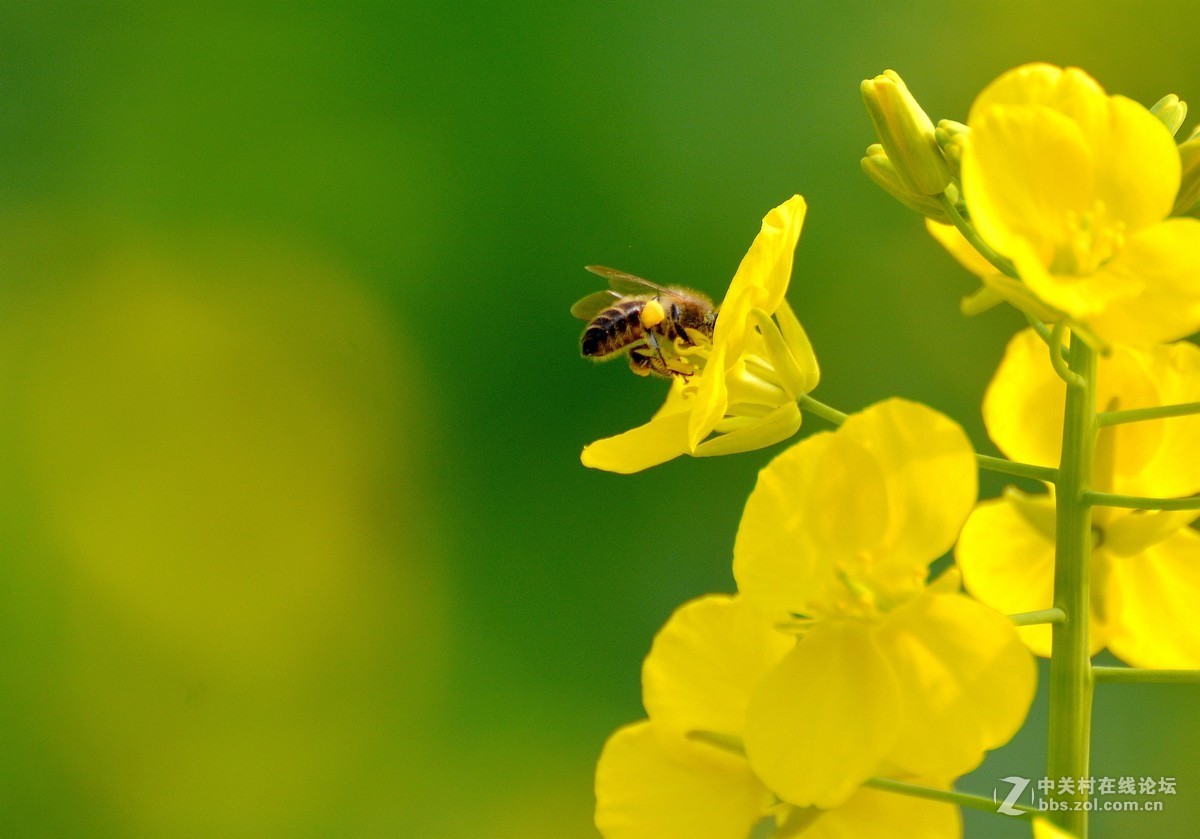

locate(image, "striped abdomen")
[[581, 298, 651, 358]]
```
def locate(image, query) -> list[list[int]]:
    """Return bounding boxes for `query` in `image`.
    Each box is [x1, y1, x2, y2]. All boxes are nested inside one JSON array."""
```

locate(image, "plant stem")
[[1046, 336, 1097, 837], [1092, 667, 1200, 685], [976, 454, 1058, 483], [797, 394, 847, 426], [864, 777, 1036, 818], [1097, 400, 1200, 426], [1083, 491, 1200, 511], [1009, 607, 1066, 627], [936, 194, 1020, 278]]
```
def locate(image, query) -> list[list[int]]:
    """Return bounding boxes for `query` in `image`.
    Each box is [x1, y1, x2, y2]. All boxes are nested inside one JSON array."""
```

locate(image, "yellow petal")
[[687, 345, 729, 450], [968, 64, 1103, 123], [983, 329, 1176, 495], [641, 594, 793, 740], [693, 401, 802, 459], [734, 432, 890, 619], [1091, 95, 1180, 233], [968, 64, 1178, 236], [1106, 528, 1200, 668], [964, 102, 1092, 265], [1103, 508, 1200, 557], [840, 399, 978, 584], [1122, 339, 1200, 496], [595, 721, 771, 839], [743, 620, 902, 808], [875, 593, 1036, 778], [1085, 218, 1200, 345], [982, 329, 1066, 469], [955, 497, 1057, 656], [582, 406, 694, 474], [715, 195, 807, 351], [775, 300, 820, 392], [780, 782, 961, 839]]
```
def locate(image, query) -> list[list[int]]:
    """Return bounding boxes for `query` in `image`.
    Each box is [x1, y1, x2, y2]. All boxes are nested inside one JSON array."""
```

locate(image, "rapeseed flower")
[[950, 63, 1200, 344], [733, 399, 1036, 807], [581, 196, 818, 473], [594, 594, 962, 838], [957, 329, 1200, 667]]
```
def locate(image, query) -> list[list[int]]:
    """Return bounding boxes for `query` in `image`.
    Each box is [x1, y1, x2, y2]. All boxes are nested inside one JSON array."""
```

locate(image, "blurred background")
[[0, 2, 1197, 837]]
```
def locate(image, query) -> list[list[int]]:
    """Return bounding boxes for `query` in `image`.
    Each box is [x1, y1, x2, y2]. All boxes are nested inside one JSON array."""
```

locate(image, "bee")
[[571, 265, 717, 378]]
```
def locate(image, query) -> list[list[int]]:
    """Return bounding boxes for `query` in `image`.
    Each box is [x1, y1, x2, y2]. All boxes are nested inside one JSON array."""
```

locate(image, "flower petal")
[[1086, 218, 1200, 345], [779, 781, 961, 839], [964, 102, 1093, 266], [955, 495, 1057, 656], [641, 594, 793, 740], [715, 195, 807, 351], [743, 620, 902, 808], [983, 328, 1176, 496], [693, 401, 802, 459], [581, 406, 694, 474], [1106, 528, 1200, 668], [734, 432, 890, 619], [875, 593, 1036, 778], [840, 399, 978, 584], [595, 721, 771, 839]]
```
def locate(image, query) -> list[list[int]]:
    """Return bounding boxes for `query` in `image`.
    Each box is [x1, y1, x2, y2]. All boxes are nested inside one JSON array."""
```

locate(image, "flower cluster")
[[957, 329, 1200, 668], [594, 401, 1035, 837], [581, 60, 1196, 839]]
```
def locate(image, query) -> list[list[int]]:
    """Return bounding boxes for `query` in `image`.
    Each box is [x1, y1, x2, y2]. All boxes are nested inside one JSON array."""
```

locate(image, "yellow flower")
[[581, 196, 819, 473], [732, 399, 1036, 808], [951, 63, 1200, 344], [957, 329, 1200, 667], [594, 594, 962, 838]]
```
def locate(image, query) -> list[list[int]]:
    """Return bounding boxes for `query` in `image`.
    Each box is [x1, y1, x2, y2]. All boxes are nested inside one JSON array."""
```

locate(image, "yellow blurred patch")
[[0, 224, 447, 834]]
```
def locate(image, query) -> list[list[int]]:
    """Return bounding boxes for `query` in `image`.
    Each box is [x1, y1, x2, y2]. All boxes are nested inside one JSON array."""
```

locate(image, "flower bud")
[[861, 70, 952, 195], [861, 144, 958, 221], [935, 119, 969, 181], [1150, 94, 1188, 137], [1174, 135, 1200, 216]]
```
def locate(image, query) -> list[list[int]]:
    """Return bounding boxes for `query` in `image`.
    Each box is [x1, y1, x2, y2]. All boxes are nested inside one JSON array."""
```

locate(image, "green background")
[[0, 2, 1197, 837]]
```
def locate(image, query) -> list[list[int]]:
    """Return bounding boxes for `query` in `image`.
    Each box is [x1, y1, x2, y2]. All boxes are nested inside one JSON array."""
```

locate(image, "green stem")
[[1024, 312, 1054, 344], [1046, 336, 1097, 837], [1049, 320, 1085, 389], [797, 394, 847, 426], [1097, 401, 1200, 426], [1010, 607, 1066, 627], [1083, 491, 1200, 511], [936, 194, 1020, 278], [1092, 667, 1200, 685], [977, 454, 1058, 483], [864, 777, 1036, 818]]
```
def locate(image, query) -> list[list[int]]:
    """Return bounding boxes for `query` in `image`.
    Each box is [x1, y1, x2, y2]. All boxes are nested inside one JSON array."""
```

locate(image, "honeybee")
[[571, 265, 717, 378]]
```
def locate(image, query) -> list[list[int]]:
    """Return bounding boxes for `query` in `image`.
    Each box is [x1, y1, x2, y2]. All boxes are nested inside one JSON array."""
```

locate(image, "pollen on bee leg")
[[639, 298, 666, 328]]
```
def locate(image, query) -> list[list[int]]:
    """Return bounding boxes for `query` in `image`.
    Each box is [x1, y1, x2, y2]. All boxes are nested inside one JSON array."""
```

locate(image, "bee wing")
[[585, 265, 675, 297], [570, 289, 622, 320]]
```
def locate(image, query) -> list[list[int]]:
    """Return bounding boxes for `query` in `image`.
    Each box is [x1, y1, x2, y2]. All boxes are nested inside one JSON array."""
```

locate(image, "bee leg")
[[644, 330, 671, 372], [627, 350, 655, 377]]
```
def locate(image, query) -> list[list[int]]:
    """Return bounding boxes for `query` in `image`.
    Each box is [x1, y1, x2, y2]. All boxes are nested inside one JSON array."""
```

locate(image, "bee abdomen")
[[581, 302, 644, 358]]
